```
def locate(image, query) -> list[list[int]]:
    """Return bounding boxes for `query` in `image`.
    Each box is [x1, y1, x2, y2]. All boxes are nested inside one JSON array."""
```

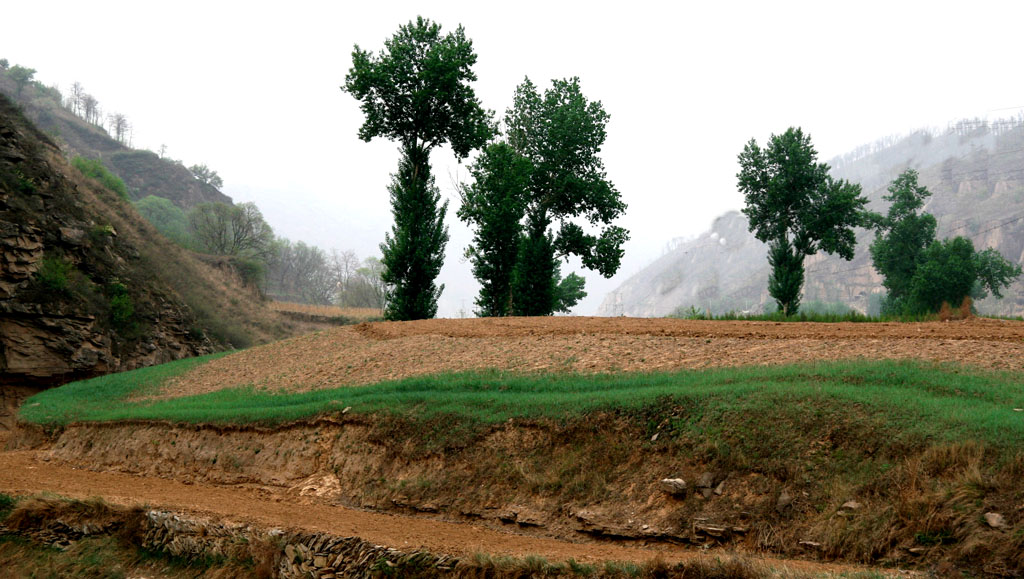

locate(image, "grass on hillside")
[[20, 357, 1024, 457]]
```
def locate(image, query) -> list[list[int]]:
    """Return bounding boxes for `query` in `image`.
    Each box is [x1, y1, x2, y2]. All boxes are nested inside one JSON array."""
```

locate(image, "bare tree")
[[356, 257, 387, 311], [336, 255, 387, 310], [107, 113, 131, 145], [330, 249, 361, 287], [69, 82, 85, 115], [188, 202, 274, 259], [81, 94, 100, 125]]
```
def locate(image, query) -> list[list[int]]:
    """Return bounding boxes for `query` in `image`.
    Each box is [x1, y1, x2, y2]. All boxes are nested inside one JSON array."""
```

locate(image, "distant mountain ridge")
[[0, 72, 230, 209], [599, 120, 1024, 317]]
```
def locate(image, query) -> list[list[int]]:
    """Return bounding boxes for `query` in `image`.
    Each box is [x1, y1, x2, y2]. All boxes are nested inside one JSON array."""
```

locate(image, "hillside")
[[599, 121, 1024, 317], [0, 71, 230, 209], [0, 92, 308, 433]]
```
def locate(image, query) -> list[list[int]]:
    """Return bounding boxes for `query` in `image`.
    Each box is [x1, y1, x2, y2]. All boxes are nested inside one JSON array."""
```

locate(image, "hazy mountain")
[[0, 72, 230, 209], [599, 119, 1024, 317]]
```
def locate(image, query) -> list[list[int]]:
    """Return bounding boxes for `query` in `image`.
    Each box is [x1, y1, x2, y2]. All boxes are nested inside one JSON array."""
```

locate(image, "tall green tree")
[[869, 170, 1021, 314], [343, 16, 492, 320], [457, 142, 532, 316], [868, 169, 937, 310], [379, 145, 449, 320], [737, 127, 868, 315], [502, 77, 628, 315]]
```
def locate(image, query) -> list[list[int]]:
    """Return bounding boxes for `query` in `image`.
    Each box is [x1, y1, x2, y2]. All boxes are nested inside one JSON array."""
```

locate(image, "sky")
[[6, 0, 1024, 316]]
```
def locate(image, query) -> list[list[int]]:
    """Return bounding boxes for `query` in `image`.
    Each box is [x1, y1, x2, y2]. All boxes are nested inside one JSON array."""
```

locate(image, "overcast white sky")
[[6, 1, 1024, 316]]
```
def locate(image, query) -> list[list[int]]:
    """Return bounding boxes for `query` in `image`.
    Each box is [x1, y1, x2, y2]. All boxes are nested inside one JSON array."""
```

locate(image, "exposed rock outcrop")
[[0, 94, 217, 391]]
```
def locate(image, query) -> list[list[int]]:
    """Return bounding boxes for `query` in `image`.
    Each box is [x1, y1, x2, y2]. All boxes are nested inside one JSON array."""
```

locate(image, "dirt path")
[[0, 448, 902, 576], [157, 316, 1024, 399]]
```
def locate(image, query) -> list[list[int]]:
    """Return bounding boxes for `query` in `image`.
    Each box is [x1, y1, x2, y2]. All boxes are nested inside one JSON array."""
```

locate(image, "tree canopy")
[[457, 142, 532, 316], [189, 164, 224, 189], [507, 77, 628, 278], [8, 65, 35, 95], [868, 169, 937, 303], [134, 195, 190, 247], [187, 202, 274, 261], [343, 16, 493, 158], [737, 127, 868, 315], [458, 77, 628, 317]]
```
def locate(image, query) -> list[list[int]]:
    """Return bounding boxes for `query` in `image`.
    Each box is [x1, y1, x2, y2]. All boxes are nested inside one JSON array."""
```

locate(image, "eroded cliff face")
[[0, 94, 214, 392]]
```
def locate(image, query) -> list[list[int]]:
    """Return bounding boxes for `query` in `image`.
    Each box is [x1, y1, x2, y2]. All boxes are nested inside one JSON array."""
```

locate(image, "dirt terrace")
[[156, 316, 1024, 400]]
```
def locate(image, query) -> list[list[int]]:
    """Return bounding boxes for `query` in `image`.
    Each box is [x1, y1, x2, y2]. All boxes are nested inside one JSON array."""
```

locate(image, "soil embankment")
[[0, 448, 899, 577]]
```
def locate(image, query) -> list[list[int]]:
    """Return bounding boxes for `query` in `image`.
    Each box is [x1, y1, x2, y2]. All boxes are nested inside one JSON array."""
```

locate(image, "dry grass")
[[54, 148, 304, 349], [269, 300, 381, 321]]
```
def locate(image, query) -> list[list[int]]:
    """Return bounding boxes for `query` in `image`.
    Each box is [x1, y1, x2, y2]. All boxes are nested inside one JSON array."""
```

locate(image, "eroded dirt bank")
[[0, 449, 900, 577], [33, 411, 1023, 575]]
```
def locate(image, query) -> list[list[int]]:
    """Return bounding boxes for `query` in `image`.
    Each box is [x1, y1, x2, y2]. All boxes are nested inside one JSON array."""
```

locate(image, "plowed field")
[[156, 316, 1024, 399]]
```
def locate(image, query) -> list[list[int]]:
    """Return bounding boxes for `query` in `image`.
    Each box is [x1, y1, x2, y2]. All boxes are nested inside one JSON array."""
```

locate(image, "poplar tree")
[[737, 127, 868, 315], [343, 17, 492, 320], [506, 77, 628, 316]]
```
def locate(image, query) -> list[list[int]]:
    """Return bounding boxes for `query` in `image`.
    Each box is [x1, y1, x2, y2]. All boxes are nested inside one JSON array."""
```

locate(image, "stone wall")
[[2, 497, 457, 578]]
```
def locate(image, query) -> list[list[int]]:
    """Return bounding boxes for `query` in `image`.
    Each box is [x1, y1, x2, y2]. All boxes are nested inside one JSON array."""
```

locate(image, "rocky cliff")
[[600, 123, 1024, 317], [1, 91, 303, 429], [0, 94, 220, 392]]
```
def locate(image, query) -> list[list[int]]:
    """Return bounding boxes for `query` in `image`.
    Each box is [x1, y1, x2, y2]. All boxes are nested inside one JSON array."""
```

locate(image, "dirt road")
[[0, 447, 900, 576]]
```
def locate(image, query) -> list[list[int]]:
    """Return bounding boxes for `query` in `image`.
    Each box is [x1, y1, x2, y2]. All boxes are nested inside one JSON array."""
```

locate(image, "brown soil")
[[0, 448, 899, 576], [157, 316, 1024, 399]]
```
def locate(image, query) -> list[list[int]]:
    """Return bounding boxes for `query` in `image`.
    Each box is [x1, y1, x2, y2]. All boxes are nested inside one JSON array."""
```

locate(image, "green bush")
[[0, 493, 15, 520], [107, 282, 134, 327], [36, 255, 73, 294], [133, 195, 192, 247], [229, 257, 265, 289], [71, 157, 128, 200]]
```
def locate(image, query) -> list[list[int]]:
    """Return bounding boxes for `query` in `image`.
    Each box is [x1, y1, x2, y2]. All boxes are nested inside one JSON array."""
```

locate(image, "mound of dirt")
[[156, 316, 1024, 400]]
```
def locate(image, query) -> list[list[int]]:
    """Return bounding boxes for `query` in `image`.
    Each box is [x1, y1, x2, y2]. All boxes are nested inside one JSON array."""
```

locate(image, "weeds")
[[35, 254, 74, 294]]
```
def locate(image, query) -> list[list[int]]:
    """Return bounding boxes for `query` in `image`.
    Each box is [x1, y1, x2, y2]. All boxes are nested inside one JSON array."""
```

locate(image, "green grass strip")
[[19, 357, 1024, 453]]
